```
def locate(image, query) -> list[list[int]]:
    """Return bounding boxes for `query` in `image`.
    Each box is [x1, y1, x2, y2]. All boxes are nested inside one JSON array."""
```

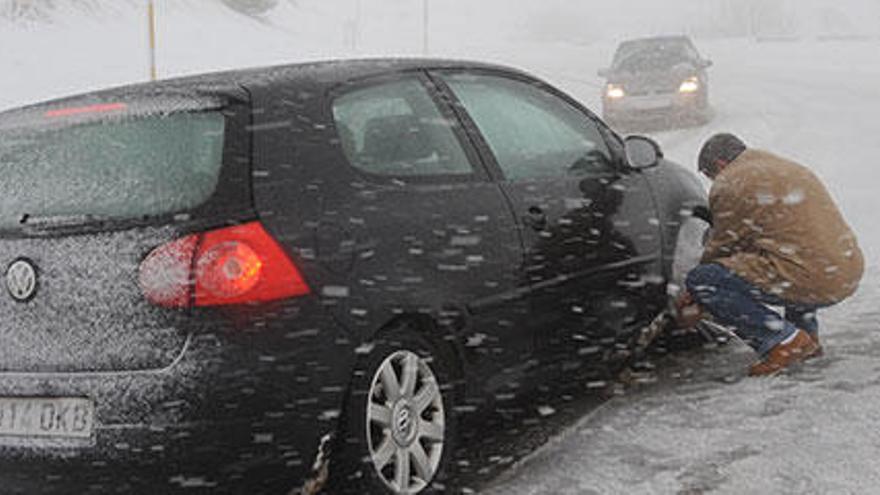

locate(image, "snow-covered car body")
[[0, 59, 706, 494]]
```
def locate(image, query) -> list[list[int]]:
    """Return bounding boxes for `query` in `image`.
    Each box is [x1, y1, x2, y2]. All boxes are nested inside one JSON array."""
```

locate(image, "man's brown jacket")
[[702, 149, 864, 305]]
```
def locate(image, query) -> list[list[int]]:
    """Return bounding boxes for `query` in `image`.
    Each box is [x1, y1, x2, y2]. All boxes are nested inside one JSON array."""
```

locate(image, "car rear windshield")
[[0, 111, 226, 229]]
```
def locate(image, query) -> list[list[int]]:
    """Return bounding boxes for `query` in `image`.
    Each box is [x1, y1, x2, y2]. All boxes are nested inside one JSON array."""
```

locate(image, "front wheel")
[[660, 215, 719, 350], [329, 326, 456, 494]]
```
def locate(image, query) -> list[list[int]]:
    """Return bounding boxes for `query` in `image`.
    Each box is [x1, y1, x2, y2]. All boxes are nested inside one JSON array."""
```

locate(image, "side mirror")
[[701, 59, 713, 69], [624, 135, 663, 169], [597, 67, 609, 79]]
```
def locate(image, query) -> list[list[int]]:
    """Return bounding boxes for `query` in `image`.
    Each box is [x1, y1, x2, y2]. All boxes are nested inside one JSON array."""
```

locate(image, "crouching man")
[[684, 133, 864, 376]]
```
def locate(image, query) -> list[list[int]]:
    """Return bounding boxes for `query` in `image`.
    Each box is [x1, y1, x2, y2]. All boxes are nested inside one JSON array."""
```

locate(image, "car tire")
[[659, 215, 721, 351], [328, 321, 457, 494]]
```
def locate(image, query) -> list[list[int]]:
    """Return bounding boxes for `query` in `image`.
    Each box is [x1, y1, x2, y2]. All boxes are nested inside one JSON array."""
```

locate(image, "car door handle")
[[523, 206, 548, 231]]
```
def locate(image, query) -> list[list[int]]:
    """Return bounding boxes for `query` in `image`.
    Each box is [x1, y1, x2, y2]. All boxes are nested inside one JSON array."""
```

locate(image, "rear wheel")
[[329, 324, 456, 494]]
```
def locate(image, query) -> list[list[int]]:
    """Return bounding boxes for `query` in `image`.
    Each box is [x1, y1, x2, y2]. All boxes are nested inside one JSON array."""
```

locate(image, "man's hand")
[[674, 290, 704, 329], [675, 291, 694, 310]]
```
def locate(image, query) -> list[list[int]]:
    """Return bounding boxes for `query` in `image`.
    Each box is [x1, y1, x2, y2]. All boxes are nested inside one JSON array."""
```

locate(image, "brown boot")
[[806, 333, 824, 359], [749, 330, 820, 376]]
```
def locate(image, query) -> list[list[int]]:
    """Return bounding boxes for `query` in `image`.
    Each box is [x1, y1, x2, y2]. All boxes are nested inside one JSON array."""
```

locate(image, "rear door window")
[[0, 110, 227, 228], [332, 78, 474, 177]]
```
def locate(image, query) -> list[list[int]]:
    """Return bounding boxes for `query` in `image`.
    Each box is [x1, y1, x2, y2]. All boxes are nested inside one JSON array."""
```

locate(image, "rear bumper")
[[0, 419, 312, 494], [0, 302, 355, 494]]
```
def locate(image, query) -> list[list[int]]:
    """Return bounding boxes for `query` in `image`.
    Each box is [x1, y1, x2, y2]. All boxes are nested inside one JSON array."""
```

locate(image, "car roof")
[[0, 58, 523, 118], [619, 35, 694, 45]]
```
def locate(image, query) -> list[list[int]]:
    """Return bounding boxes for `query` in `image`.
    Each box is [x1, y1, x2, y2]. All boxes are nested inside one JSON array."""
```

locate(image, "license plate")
[[630, 97, 672, 110], [0, 398, 95, 439]]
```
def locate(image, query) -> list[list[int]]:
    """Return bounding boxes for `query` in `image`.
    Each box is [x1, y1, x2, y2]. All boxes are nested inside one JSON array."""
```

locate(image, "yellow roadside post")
[[147, 0, 157, 81]]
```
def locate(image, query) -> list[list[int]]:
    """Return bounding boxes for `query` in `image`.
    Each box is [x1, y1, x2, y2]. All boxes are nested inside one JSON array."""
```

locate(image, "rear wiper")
[[19, 213, 115, 229]]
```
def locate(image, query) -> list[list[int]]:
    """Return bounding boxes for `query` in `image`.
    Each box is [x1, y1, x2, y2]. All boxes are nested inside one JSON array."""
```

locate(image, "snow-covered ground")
[[484, 271, 880, 494], [3, 3, 880, 493]]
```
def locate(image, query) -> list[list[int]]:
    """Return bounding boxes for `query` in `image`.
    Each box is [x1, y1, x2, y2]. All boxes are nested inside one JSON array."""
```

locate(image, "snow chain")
[[297, 432, 333, 495]]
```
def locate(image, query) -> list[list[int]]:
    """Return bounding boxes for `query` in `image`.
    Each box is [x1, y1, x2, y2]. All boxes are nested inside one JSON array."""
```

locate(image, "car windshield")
[[613, 39, 694, 71], [0, 111, 225, 228]]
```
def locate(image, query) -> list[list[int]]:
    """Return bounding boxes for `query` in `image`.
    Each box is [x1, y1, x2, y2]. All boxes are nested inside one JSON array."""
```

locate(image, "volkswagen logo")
[[396, 407, 412, 434], [6, 259, 38, 302]]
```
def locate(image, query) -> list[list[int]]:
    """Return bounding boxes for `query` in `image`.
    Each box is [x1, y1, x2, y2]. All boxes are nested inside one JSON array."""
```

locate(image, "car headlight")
[[606, 84, 625, 99], [679, 77, 700, 93]]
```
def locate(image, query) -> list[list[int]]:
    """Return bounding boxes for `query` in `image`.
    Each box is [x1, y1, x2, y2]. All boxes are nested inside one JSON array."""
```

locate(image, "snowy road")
[[482, 273, 880, 494]]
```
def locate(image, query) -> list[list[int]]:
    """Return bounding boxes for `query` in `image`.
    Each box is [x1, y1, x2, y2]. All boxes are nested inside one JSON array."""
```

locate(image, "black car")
[[599, 35, 713, 128], [0, 59, 708, 494]]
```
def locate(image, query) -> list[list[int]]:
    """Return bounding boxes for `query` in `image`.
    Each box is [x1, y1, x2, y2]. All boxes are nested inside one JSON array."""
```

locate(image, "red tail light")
[[139, 222, 310, 308], [44, 102, 128, 118]]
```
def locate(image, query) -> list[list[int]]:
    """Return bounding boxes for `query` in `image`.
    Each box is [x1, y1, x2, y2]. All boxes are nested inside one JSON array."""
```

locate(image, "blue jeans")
[[685, 264, 821, 357]]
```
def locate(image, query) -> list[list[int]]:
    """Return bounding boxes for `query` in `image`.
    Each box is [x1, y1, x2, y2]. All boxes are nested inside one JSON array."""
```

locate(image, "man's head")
[[698, 133, 747, 179]]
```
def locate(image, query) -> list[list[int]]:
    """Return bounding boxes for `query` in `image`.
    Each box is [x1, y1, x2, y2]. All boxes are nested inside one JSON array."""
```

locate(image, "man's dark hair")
[[698, 133, 747, 177]]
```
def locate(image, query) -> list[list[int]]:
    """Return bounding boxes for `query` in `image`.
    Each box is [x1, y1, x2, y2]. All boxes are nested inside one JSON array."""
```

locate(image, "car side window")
[[442, 73, 614, 181], [332, 78, 473, 177]]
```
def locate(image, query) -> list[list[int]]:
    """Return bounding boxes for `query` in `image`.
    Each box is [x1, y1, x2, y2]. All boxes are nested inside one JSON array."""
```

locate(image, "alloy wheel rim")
[[366, 350, 445, 494]]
